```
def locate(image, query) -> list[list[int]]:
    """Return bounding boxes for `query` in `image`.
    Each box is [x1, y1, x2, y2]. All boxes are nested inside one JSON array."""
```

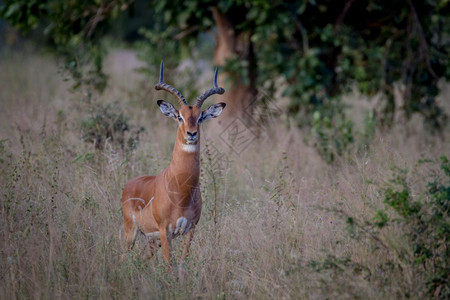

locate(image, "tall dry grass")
[[0, 49, 449, 299]]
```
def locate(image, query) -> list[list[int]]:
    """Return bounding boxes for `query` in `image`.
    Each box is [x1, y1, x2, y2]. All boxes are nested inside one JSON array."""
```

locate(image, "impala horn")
[[195, 66, 225, 108], [155, 61, 188, 106]]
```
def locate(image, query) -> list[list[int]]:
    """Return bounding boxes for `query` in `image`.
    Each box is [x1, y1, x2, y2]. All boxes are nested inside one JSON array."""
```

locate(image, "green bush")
[[81, 103, 144, 151], [351, 156, 449, 298], [381, 157, 449, 297], [319, 155, 449, 298], [311, 110, 354, 163]]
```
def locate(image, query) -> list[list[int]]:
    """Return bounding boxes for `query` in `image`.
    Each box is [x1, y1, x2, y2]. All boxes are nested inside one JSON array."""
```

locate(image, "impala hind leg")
[[123, 215, 138, 251], [120, 220, 138, 262]]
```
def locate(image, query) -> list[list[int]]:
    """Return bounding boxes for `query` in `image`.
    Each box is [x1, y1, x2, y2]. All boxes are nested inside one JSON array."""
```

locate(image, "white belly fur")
[[145, 231, 160, 239]]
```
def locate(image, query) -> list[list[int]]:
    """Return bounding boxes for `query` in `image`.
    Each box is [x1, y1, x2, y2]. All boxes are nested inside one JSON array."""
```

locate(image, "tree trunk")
[[211, 7, 257, 124]]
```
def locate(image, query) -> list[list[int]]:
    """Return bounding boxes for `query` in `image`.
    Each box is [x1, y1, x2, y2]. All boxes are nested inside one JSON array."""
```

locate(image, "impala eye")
[[177, 115, 183, 122]]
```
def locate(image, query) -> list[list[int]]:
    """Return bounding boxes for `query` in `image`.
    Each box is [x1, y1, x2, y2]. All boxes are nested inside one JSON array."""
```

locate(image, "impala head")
[[155, 61, 226, 148]]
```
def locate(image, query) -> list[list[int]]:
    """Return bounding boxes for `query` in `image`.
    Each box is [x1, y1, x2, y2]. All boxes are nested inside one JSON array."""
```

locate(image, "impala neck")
[[167, 129, 201, 186]]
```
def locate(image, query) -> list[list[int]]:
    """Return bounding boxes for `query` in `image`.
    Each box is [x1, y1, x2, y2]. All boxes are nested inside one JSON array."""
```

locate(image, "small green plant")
[[81, 103, 144, 151], [383, 166, 422, 218], [311, 110, 354, 163]]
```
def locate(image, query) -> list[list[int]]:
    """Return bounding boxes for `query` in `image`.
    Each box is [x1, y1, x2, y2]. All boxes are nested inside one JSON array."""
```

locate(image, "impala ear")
[[199, 102, 226, 124], [157, 100, 178, 120]]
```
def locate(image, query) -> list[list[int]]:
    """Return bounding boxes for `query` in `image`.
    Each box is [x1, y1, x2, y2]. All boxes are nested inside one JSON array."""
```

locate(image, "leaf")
[[3, 3, 21, 19]]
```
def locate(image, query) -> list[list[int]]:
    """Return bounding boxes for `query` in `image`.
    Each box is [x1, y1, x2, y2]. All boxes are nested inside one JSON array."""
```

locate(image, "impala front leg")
[[181, 227, 195, 260], [178, 228, 195, 282], [160, 228, 173, 270], [145, 238, 158, 260]]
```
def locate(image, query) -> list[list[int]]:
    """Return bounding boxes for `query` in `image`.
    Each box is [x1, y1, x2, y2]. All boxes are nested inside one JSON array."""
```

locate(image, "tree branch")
[[335, 0, 356, 27], [292, 16, 309, 53], [173, 26, 200, 40], [407, 0, 438, 79]]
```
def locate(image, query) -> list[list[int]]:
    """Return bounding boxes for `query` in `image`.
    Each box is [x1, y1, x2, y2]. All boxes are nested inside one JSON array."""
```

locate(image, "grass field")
[[1, 49, 449, 299]]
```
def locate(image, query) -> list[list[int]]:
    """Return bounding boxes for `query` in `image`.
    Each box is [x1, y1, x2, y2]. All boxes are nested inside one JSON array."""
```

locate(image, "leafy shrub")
[[343, 156, 450, 298], [380, 157, 449, 298], [311, 110, 354, 163], [81, 103, 144, 151]]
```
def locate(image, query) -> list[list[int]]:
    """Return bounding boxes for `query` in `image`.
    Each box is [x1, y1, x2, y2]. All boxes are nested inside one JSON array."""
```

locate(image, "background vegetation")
[[0, 1, 449, 299], [2, 0, 450, 137]]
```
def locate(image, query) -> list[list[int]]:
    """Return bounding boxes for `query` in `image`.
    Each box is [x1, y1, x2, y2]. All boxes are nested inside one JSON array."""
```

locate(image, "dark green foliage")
[[383, 167, 422, 217], [373, 209, 388, 228], [0, 0, 130, 91], [439, 156, 450, 177], [81, 103, 144, 151], [228, 0, 450, 127]]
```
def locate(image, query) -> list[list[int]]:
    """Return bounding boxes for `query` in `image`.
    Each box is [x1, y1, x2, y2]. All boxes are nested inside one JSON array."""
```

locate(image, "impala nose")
[[187, 131, 197, 137], [186, 131, 198, 144]]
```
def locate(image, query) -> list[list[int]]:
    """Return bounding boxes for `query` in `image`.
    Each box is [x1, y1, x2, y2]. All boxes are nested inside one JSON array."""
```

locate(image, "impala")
[[121, 61, 226, 269]]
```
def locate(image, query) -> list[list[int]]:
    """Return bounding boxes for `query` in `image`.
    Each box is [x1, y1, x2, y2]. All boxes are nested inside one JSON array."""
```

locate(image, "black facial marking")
[[188, 106, 192, 109]]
